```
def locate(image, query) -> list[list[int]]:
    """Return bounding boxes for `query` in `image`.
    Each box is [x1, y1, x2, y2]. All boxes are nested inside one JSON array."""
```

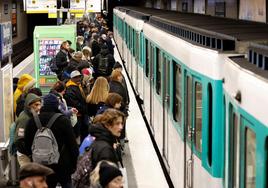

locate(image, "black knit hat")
[[43, 93, 59, 109], [99, 163, 122, 187]]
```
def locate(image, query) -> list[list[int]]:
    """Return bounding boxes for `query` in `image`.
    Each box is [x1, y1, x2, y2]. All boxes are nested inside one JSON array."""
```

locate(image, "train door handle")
[[164, 95, 170, 103], [186, 159, 192, 188]]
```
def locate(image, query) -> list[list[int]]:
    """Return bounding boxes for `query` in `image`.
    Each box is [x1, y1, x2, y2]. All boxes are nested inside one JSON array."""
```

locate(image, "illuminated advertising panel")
[[26, 0, 57, 13], [0, 22, 12, 61]]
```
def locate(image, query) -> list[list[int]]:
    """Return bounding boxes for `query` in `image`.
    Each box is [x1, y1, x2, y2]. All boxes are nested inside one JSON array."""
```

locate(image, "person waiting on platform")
[[96, 93, 123, 115], [89, 109, 125, 169], [90, 160, 123, 188], [24, 94, 79, 188], [19, 162, 54, 188], [13, 74, 36, 116], [55, 41, 71, 80], [92, 45, 115, 79], [86, 76, 109, 118], [14, 93, 41, 167], [65, 70, 88, 144]]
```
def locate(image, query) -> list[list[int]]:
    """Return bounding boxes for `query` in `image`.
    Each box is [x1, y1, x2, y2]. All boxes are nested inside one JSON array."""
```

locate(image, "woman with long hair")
[[86, 76, 109, 117]]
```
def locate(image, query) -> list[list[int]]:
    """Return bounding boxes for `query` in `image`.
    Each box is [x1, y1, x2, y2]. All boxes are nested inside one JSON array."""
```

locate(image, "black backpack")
[[49, 57, 58, 73], [72, 146, 93, 188], [97, 56, 109, 75]]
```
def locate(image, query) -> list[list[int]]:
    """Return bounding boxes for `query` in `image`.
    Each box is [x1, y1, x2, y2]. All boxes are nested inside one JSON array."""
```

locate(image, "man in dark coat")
[[92, 45, 115, 79], [55, 41, 71, 80], [90, 33, 101, 57], [24, 94, 79, 188], [64, 71, 88, 143]]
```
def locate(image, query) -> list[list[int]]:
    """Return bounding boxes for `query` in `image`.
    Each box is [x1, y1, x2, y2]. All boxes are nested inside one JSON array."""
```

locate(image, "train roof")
[[115, 6, 268, 53]]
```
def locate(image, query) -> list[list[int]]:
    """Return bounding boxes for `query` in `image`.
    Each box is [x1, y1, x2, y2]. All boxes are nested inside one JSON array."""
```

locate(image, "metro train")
[[113, 7, 268, 188]]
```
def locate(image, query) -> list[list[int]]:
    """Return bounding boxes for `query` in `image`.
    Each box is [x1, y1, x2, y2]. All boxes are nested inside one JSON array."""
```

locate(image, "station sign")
[[87, 0, 101, 13], [70, 0, 86, 13], [0, 22, 12, 61], [26, 0, 57, 14]]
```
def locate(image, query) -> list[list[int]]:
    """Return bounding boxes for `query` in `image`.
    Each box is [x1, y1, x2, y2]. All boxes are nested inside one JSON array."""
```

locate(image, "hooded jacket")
[[64, 79, 87, 115], [14, 93, 41, 154], [13, 74, 35, 114], [89, 124, 119, 168]]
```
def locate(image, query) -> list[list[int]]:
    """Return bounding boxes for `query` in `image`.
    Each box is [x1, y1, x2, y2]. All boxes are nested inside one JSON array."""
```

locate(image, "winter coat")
[[24, 106, 79, 182], [92, 48, 115, 78], [109, 80, 128, 115], [56, 49, 70, 80], [91, 40, 101, 57], [106, 37, 114, 55], [65, 58, 80, 76], [89, 124, 120, 169], [87, 102, 105, 118], [64, 80, 87, 115], [14, 93, 41, 155], [13, 74, 35, 114]]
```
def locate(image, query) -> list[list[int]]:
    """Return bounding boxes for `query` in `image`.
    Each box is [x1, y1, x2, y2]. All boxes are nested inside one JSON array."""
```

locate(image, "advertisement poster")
[[87, 0, 101, 12], [39, 39, 62, 76], [0, 22, 12, 61], [12, 0, 17, 37], [70, 0, 86, 12], [26, 0, 57, 13], [0, 64, 13, 142]]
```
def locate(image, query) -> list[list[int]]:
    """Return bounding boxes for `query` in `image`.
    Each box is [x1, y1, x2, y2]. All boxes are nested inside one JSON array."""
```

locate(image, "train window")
[[164, 56, 170, 108], [135, 32, 139, 63], [173, 62, 182, 124], [245, 128, 256, 188], [150, 44, 154, 78], [186, 76, 192, 140], [231, 111, 240, 188], [156, 48, 161, 95], [194, 82, 202, 153], [124, 23, 127, 41], [145, 39, 149, 77], [132, 29, 135, 56], [208, 83, 213, 166]]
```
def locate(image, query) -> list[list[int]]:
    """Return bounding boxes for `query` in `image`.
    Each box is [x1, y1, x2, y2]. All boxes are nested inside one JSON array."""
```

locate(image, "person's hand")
[[71, 108, 78, 114]]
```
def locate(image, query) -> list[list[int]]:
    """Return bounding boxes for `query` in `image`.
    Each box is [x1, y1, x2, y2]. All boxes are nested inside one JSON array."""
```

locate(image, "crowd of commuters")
[[12, 13, 128, 188]]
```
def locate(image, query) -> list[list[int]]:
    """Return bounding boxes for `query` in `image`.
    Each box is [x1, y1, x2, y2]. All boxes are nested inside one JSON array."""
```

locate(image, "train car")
[[114, 7, 149, 99], [223, 48, 268, 188], [113, 6, 268, 188]]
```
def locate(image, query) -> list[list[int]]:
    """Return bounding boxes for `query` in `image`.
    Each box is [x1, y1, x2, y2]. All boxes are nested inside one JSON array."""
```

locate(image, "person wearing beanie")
[[14, 93, 41, 167], [90, 161, 123, 188], [24, 93, 79, 188], [99, 162, 123, 188], [19, 162, 53, 188]]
